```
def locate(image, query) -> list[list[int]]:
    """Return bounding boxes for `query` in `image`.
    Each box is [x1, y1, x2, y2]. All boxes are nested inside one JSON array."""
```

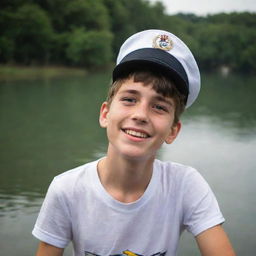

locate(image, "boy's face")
[[99, 78, 181, 161]]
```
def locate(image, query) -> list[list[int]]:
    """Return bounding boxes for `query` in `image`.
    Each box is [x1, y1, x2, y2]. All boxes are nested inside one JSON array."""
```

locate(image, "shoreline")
[[0, 65, 88, 81]]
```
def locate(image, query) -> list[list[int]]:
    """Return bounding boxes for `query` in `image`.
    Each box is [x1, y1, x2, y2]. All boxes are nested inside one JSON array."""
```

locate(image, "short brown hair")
[[106, 71, 186, 125]]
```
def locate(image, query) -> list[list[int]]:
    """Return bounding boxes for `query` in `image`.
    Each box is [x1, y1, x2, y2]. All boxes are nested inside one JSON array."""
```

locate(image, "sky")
[[148, 0, 256, 16]]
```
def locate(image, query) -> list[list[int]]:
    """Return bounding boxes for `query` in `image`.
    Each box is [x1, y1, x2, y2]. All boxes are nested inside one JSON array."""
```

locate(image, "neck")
[[97, 146, 155, 203]]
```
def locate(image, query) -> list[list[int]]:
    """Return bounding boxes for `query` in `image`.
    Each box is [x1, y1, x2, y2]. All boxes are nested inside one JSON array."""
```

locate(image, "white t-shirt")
[[32, 159, 224, 256]]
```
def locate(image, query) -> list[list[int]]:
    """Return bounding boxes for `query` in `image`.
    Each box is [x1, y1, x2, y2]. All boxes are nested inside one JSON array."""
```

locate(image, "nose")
[[131, 103, 149, 123]]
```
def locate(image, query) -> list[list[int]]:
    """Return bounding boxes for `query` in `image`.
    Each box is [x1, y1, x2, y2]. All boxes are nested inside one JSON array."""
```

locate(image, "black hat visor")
[[112, 48, 189, 98]]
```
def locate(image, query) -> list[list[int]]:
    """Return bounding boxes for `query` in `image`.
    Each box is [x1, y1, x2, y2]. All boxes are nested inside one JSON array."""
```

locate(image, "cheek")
[[109, 104, 130, 120], [155, 122, 173, 141], [156, 118, 172, 132], [105, 110, 123, 131]]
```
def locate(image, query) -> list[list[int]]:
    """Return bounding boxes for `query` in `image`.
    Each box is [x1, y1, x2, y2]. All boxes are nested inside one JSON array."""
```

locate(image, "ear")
[[99, 102, 109, 128], [165, 121, 181, 144]]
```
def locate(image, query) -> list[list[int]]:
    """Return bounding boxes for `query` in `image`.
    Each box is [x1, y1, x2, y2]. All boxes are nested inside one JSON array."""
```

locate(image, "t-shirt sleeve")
[[32, 177, 72, 248], [182, 169, 225, 236]]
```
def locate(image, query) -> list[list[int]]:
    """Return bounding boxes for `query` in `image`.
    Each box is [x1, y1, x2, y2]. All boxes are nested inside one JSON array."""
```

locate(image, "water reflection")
[[0, 72, 255, 255], [0, 72, 109, 197], [186, 73, 256, 132], [0, 191, 43, 217]]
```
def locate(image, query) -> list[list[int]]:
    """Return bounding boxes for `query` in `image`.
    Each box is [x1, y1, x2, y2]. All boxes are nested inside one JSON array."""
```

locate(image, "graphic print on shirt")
[[84, 250, 167, 256]]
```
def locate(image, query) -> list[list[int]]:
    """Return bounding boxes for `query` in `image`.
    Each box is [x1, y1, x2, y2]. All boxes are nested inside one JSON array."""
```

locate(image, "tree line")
[[0, 0, 255, 73]]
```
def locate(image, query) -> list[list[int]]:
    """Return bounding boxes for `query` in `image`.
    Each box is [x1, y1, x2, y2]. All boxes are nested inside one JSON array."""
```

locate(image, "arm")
[[195, 225, 236, 256], [36, 241, 64, 256]]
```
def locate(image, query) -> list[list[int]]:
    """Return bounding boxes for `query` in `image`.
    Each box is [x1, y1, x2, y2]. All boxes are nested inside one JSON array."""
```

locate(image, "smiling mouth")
[[122, 129, 150, 138]]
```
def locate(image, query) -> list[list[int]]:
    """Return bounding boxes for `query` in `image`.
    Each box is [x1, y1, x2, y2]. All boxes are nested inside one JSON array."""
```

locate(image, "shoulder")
[[154, 160, 224, 236], [49, 159, 99, 197], [154, 159, 203, 185], [154, 159, 211, 199], [55, 159, 98, 180]]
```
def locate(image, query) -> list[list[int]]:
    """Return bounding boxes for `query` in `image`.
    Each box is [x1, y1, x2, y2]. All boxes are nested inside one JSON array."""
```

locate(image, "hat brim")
[[112, 48, 189, 98]]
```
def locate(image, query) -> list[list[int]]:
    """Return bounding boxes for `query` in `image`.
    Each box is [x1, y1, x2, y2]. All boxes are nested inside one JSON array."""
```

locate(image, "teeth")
[[124, 129, 148, 138]]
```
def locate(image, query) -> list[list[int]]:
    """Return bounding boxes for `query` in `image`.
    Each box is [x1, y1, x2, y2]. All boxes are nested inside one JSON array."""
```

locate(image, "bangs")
[[132, 71, 183, 100]]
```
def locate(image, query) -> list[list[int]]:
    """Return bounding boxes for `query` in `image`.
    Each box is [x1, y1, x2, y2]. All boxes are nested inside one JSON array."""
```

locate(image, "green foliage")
[[64, 0, 110, 31], [103, 0, 132, 54], [122, 0, 165, 30], [14, 3, 53, 64], [206, 12, 256, 27], [0, 0, 255, 73], [103, 0, 167, 55], [0, 3, 53, 64], [36, 0, 71, 32], [0, 36, 14, 62], [0, 0, 32, 10], [66, 28, 113, 67], [192, 22, 255, 72], [239, 30, 256, 71], [49, 32, 70, 65], [36, 0, 110, 32]]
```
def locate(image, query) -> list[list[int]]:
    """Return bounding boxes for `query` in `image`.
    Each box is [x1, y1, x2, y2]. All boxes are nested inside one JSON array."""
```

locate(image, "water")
[[0, 71, 255, 255]]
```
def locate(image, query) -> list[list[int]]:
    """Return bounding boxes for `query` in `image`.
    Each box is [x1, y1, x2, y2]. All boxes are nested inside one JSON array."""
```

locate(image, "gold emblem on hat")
[[153, 34, 173, 51]]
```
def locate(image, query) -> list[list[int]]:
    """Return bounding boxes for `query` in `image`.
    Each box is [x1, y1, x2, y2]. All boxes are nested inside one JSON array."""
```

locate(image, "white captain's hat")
[[112, 29, 201, 108]]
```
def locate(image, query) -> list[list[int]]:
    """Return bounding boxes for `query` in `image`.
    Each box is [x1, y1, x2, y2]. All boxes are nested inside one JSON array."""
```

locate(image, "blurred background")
[[0, 0, 255, 255]]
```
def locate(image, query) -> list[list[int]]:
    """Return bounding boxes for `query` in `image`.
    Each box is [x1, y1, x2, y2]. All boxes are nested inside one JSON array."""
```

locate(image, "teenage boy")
[[33, 29, 236, 256]]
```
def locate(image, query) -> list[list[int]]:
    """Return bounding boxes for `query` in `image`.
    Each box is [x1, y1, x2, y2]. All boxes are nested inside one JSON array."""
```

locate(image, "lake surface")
[[0, 71, 255, 255]]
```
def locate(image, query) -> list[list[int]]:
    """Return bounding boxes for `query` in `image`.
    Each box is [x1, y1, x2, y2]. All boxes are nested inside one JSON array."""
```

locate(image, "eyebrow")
[[119, 89, 139, 95]]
